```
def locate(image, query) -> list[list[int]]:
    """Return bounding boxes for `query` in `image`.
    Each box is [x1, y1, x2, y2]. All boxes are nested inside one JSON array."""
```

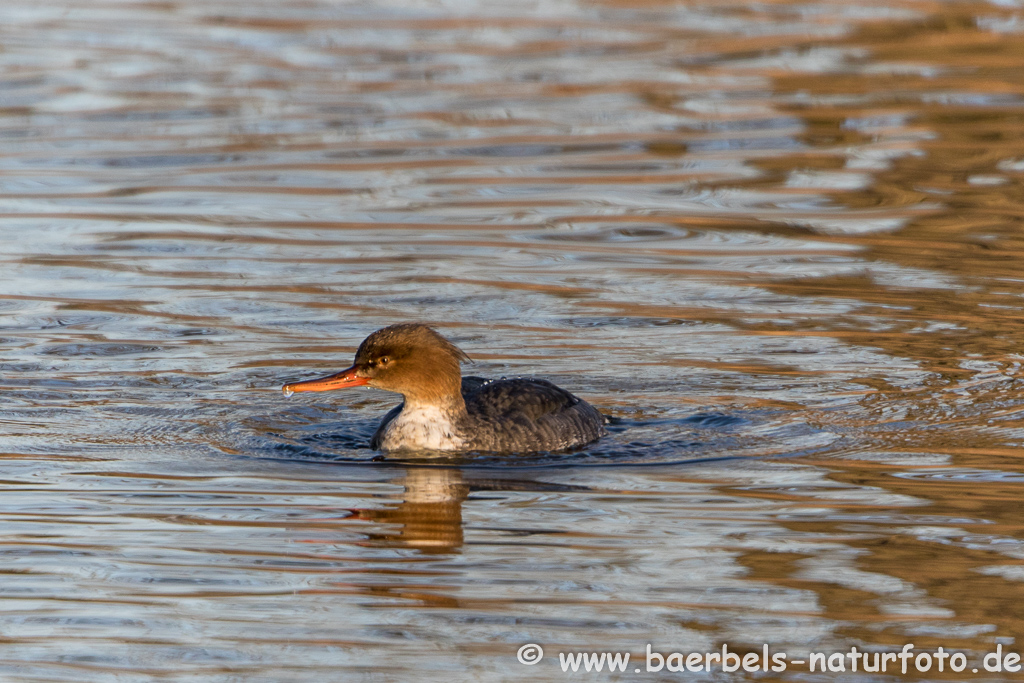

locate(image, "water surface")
[[4, 0, 1024, 680]]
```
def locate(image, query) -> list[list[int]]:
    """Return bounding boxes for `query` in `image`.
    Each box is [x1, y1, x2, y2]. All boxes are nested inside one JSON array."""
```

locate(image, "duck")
[[281, 323, 606, 453]]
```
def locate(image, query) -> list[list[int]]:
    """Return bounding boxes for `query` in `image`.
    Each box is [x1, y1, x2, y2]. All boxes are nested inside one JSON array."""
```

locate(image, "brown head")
[[282, 323, 470, 406]]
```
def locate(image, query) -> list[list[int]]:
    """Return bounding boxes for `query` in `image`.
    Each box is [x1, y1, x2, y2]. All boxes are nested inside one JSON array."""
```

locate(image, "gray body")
[[371, 376, 606, 453]]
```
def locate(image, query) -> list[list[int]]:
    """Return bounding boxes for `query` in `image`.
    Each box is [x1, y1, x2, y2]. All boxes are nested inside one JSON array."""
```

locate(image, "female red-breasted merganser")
[[282, 323, 606, 453]]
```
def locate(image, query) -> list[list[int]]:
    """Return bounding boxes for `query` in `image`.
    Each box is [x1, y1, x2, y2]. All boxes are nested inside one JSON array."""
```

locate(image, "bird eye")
[[379, 356, 390, 364]]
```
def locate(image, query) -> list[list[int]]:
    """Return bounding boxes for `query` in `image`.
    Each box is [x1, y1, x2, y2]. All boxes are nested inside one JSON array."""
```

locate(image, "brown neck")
[[398, 353, 467, 415], [404, 385, 467, 415]]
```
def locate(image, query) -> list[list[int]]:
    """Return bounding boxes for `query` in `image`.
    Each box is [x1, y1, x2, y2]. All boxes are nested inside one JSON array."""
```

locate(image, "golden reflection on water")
[[5, 0, 1024, 679], [355, 469, 469, 554]]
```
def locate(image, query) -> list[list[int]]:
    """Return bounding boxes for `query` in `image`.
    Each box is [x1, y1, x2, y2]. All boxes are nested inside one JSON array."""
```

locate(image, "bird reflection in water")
[[350, 468, 469, 554]]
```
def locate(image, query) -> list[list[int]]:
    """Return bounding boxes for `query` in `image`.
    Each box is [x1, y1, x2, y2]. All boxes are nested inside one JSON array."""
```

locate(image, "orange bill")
[[282, 366, 368, 394]]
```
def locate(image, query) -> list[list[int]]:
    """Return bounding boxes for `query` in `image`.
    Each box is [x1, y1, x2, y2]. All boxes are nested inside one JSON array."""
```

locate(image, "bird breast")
[[377, 403, 466, 451]]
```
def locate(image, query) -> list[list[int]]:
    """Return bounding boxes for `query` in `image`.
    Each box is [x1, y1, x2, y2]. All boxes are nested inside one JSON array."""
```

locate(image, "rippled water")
[[5, 0, 1024, 679]]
